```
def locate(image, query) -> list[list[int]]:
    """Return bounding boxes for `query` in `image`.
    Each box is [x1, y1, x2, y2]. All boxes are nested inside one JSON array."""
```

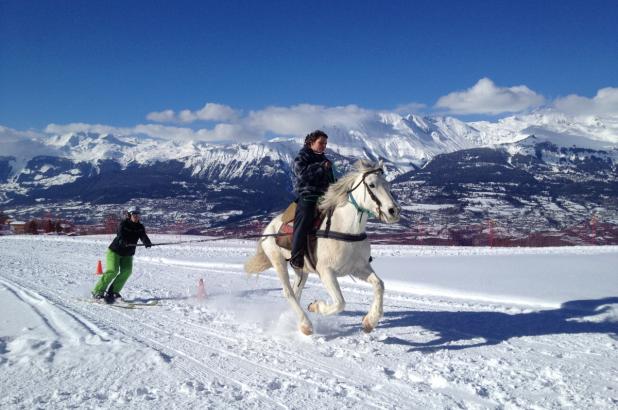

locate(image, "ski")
[[121, 299, 159, 307], [80, 298, 159, 309], [81, 298, 136, 309], [104, 301, 137, 309]]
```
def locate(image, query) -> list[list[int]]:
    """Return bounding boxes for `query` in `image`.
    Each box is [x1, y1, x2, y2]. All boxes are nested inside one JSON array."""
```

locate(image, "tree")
[[25, 220, 38, 235], [43, 219, 54, 233], [104, 213, 120, 234]]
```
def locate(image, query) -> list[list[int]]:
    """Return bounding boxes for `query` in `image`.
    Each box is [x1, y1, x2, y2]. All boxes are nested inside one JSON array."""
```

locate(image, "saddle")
[[274, 201, 368, 270], [275, 202, 325, 270]]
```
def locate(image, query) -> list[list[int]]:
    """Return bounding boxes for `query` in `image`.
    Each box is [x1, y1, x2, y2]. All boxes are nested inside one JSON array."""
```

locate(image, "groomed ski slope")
[[1, 235, 617, 409]]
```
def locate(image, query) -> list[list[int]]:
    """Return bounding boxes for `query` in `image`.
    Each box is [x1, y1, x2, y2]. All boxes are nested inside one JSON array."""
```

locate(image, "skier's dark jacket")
[[108, 218, 152, 256], [293, 146, 335, 203]]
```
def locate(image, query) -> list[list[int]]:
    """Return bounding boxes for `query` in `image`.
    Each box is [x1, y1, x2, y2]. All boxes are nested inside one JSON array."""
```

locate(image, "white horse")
[[244, 159, 401, 335]]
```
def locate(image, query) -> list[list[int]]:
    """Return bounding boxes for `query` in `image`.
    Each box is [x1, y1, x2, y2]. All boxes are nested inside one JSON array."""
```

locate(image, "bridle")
[[346, 168, 386, 221], [312, 167, 392, 247], [315, 167, 385, 244]]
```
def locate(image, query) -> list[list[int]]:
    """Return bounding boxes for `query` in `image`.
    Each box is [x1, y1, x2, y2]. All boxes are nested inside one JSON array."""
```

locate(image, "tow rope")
[[129, 232, 289, 247]]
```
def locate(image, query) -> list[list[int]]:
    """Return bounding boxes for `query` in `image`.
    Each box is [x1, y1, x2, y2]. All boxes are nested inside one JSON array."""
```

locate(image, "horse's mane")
[[318, 159, 382, 212]]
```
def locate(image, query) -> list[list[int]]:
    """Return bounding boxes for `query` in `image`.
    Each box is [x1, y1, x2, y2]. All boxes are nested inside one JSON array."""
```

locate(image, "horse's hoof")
[[300, 323, 313, 335], [308, 301, 318, 313], [362, 317, 375, 333]]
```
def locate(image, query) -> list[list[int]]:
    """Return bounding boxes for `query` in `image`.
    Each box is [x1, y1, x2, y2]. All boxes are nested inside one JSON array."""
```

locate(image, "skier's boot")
[[104, 291, 122, 304], [92, 291, 105, 301]]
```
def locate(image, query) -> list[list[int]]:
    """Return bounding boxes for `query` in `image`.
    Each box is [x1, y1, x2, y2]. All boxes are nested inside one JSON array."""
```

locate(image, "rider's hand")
[[322, 160, 332, 169]]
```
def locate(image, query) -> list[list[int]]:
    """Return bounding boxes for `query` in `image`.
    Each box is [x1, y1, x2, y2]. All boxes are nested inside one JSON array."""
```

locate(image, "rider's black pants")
[[291, 198, 317, 267]]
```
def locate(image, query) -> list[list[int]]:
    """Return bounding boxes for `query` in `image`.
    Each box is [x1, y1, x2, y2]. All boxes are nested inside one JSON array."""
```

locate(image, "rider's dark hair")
[[304, 130, 329, 148]]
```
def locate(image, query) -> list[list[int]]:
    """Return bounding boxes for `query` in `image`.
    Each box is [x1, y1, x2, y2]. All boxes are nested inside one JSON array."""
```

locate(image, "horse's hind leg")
[[352, 265, 384, 333], [308, 267, 345, 316], [263, 244, 313, 335]]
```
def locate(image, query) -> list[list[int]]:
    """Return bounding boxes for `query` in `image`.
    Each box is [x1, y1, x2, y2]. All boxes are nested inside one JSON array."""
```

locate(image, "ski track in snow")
[[1, 235, 617, 409]]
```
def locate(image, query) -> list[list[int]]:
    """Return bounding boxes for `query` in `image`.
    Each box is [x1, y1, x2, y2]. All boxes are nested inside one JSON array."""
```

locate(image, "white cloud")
[[147, 102, 374, 135], [44, 122, 245, 143], [195, 103, 238, 122], [146, 109, 175, 122], [45, 122, 130, 136], [178, 109, 195, 123], [435, 78, 545, 115], [246, 104, 375, 136], [553, 87, 618, 117], [0, 126, 57, 158], [394, 102, 427, 115], [0, 125, 44, 141], [28, 87, 618, 145], [146, 103, 238, 124], [42, 104, 378, 143]]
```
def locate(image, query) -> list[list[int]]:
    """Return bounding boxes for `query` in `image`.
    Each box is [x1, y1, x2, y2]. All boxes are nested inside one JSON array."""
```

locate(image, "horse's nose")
[[388, 206, 401, 218]]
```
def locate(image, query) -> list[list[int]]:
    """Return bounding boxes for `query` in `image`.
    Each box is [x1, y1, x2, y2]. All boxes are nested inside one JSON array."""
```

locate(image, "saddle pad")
[[274, 203, 324, 254], [275, 225, 293, 250], [281, 201, 297, 224]]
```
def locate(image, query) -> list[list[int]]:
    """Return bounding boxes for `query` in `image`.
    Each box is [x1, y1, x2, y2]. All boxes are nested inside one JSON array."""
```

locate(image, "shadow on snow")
[[341, 297, 618, 352]]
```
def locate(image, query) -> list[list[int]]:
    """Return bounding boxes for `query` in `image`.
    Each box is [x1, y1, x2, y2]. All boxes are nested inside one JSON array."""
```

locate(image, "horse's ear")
[[377, 159, 384, 169], [354, 159, 369, 170]]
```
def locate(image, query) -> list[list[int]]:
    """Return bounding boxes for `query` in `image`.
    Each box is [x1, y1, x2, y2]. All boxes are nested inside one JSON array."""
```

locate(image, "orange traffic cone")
[[95, 260, 103, 275], [196, 278, 206, 299]]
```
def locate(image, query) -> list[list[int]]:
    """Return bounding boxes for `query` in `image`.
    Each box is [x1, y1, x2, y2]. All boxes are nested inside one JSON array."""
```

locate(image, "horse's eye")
[[369, 183, 376, 188]]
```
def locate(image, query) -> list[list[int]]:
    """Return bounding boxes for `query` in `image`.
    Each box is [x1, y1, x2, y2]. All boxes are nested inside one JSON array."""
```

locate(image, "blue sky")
[[1, 0, 617, 139]]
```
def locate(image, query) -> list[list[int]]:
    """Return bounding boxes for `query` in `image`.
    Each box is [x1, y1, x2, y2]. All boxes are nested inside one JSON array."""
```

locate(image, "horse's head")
[[350, 159, 401, 223]]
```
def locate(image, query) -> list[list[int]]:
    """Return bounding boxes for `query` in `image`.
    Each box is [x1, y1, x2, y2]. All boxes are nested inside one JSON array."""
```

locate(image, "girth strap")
[[314, 230, 368, 242], [313, 207, 367, 242]]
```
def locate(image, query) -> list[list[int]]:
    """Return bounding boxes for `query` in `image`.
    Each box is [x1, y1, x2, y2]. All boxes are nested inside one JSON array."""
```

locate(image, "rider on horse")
[[289, 130, 335, 271]]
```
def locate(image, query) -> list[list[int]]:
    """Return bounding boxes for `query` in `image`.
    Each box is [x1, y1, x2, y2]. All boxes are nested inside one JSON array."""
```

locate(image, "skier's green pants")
[[93, 249, 133, 295]]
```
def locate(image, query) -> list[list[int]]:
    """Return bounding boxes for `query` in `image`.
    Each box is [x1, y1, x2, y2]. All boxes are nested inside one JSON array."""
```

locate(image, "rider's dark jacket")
[[293, 146, 335, 203], [108, 218, 152, 257]]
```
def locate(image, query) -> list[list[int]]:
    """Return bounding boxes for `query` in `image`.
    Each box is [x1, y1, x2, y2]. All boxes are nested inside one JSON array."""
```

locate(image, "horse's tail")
[[244, 239, 272, 274]]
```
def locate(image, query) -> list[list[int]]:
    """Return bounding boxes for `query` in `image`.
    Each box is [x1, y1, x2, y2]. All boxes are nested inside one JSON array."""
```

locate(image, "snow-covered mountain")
[[1, 111, 617, 238], [470, 110, 618, 147], [3, 110, 617, 180]]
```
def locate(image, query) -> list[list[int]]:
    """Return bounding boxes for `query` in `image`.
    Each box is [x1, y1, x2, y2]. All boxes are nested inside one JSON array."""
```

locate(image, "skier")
[[289, 130, 335, 271], [92, 206, 152, 303]]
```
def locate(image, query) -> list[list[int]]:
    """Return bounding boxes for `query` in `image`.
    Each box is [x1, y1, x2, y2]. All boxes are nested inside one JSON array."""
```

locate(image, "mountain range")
[[1, 110, 617, 244]]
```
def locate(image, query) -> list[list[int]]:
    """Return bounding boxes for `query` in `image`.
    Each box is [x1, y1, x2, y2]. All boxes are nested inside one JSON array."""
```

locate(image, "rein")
[[311, 167, 385, 243]]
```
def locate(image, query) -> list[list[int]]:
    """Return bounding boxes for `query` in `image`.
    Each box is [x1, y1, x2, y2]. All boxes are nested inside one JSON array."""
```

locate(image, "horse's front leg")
[[353, 265, 384, 333], [292, 271, 308, 302], [308, 267, 345, 316]]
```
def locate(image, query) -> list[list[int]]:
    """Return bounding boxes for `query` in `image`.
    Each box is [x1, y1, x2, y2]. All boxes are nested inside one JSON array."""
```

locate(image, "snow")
[[31, 173, 81, 186], [1, 235, 617, 409], [470, 110, 618, 149], [402, 203, 458, 211]]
